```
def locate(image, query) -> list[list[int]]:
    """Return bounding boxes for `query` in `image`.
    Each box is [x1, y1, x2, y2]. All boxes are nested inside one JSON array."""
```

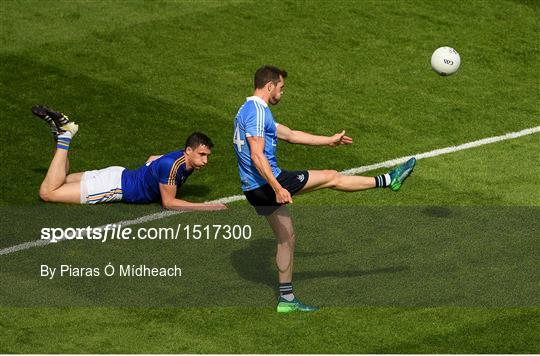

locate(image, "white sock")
[[281, 293, 295, 301], [383, 173, 391, 186], [57, 131, 73, 140]]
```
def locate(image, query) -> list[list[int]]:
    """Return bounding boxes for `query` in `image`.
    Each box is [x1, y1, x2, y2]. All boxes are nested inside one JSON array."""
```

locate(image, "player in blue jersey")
[[233, 66, 416, 313], [33, 106, 226, 211]]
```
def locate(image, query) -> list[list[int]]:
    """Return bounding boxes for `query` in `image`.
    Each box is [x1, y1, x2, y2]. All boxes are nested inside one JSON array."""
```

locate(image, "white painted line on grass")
[[1, 125, 539, 256], [341, 126, 540, 175]]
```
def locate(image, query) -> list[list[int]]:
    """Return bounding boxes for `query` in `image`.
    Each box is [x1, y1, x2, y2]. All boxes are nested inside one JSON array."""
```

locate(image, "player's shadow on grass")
[[231, 238, 408, 292], [422, 206, 452, 218], [175, 184, 210, 198]]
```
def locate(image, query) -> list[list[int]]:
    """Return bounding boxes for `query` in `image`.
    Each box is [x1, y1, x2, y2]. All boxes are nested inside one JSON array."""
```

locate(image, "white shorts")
[[80, 166, 125, 204]]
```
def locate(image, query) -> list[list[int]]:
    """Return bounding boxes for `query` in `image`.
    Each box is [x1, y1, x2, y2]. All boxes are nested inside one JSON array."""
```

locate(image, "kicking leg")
[[301, 169, 376, 193], [301, 157, 417, 193]]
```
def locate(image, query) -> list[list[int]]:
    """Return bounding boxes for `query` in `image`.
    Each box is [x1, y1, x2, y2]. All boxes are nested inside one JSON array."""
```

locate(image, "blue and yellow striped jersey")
[[121, 150, 192, 203]]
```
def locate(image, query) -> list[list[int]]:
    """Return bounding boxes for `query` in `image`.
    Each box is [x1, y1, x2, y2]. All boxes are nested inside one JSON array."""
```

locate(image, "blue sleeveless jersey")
[[121, 150, 192, 203], [233, 96, 281, 191]]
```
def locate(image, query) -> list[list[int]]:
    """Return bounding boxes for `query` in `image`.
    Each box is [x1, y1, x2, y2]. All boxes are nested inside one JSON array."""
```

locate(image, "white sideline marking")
[[341, 126, 540, 175], [1, 125, 539, 256]]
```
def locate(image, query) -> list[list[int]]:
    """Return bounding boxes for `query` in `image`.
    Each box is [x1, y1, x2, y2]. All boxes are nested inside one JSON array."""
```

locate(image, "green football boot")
[[276, 296, 320, 313], [389, 157, 416, 191]]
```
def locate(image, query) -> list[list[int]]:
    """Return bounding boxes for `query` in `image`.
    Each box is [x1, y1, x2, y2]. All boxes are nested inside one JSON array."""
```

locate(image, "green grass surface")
[[0, 0, 539, 353], [1, 0, 538, 205], [2, 307, 539, 353]]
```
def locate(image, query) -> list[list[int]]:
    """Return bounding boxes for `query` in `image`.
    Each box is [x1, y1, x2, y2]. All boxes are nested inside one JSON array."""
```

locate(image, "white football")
[[431, 46, 461, 76]]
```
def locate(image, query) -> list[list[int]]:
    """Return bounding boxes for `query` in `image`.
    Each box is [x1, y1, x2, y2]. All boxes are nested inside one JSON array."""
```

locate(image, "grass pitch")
[[1, 0, 539, 353]]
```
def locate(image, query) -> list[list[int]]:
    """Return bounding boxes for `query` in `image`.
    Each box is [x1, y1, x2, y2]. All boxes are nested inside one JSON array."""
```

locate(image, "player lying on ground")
[[33, 106, 226, 211], [233, 66, 417, 313]]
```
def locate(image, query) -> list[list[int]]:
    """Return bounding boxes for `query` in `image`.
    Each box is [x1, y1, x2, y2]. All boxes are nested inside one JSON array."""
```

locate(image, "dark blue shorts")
[[243, 170, 309, 216]]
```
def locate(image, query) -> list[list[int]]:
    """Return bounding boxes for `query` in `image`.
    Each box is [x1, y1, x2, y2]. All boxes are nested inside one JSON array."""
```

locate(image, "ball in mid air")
[[431, 46, 461, 76]]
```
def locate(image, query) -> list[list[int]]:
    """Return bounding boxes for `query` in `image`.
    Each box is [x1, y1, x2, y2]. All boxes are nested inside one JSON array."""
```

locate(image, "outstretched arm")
[[277, 124, 353, 147], [159, 184, 226, 211]]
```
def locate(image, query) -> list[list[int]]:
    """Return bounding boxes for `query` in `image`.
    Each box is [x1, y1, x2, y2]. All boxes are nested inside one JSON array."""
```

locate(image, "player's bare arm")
[[247, 136, 292, 204], [146, 155, 163, 164], [276, 124, 353, 146], [159, 184, 226, 211]]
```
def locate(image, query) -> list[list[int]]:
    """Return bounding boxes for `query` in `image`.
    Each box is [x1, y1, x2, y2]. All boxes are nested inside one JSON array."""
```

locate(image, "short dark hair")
[[185, 132, 214, 150], [254, 65, 288, 89]]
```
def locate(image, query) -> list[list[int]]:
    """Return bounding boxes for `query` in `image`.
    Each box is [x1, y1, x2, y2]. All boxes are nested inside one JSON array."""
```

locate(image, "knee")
[[289, 232, 296, 248], [278, 231, 296, 249], [39, 188, 56, 202], [39, 189, 52, 202], [325, 170, 340, 188]]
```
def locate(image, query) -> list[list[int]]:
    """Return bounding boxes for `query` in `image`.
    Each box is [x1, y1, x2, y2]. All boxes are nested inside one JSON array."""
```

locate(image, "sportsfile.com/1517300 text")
[[40, 224, 252, 244]]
